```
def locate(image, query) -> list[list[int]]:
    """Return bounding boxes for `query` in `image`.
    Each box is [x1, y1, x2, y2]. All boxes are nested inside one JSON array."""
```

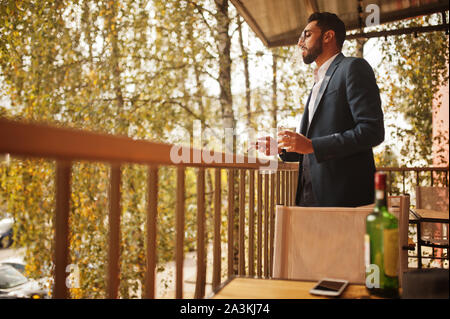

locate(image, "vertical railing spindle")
[[54, 161, 71, 299], [294, 170, 298, 203], [288, 170, 292, 204], [108, 164, 121, 299], [285, 170, 289, 205], [257, 171, 263, 277], [264, 173, 269, 278], [402, 170, 406, 194], [227, 169, 235, 278], [416, 170, 420, 188], [276, 171, 280, 205], [195, 168, 206, 298], [388, 171, 392, 195], [212, 168, 221, 291], [290, 171, 295, 205], [294, 171, 297, 205], [269, 172, 275, 277], [248, 169, 255, 277], [145, 165, 158, 299], [238, 169, 246, 275], [175, 167, 185, 299], [430, 170, 434, 186]]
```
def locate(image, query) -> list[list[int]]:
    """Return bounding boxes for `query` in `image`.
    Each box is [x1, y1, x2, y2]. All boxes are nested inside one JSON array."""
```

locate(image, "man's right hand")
[[248, 136, 282, 156]]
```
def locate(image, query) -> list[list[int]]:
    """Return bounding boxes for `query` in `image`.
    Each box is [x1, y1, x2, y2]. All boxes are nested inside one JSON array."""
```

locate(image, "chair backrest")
[[272, 196, 410, 285], [415, 186, 449, 211], [388, 196, 410, 276], [415, 186, 449, 245]]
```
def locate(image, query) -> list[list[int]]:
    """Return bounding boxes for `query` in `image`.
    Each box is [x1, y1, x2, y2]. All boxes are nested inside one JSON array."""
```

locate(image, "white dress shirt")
[[308, 53, 340, 124]]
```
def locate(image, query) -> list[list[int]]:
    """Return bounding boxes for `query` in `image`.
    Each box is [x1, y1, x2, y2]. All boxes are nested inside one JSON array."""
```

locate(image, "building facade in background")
[[432, 77, 449, 167]]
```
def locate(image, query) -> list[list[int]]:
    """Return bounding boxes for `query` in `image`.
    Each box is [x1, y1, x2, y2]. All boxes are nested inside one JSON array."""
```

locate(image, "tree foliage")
[[376, 14, 449, 167]]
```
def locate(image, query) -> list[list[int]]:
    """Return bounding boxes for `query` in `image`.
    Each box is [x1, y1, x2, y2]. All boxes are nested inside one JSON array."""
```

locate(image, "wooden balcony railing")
[[2, 117, 448, 298], [377, 166, 449, 201], [0, 117, 298, 299]]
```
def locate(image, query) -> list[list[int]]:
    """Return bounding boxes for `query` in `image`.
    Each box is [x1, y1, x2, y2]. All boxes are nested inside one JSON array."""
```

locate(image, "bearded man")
[[256, 12, 384, 207]]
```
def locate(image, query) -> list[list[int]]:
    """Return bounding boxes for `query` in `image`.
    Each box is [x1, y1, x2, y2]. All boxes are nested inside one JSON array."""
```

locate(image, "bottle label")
[[376, 190, 384, 200], [383, 228, 399, 277], [364, 234, 370, 268]]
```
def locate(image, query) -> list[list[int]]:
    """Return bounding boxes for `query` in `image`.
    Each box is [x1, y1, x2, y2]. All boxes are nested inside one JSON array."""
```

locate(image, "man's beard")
[[302, 35, 323, 65]]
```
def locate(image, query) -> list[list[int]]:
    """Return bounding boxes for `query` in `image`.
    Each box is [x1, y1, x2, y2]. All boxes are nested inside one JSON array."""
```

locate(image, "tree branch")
[[182, 0, 215, 36]]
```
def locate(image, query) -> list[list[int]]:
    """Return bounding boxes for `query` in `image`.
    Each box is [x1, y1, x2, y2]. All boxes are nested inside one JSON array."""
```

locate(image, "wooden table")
[[212, 277, 378, 299], [414, 208, 449, 221], [413, 208, 449, 243]]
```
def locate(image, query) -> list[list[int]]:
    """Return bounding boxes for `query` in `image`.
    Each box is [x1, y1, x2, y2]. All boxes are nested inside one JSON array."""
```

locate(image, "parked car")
[[0, 264, 48, 299], [0, 257, 25, 274], [0, 217, 14, 248]]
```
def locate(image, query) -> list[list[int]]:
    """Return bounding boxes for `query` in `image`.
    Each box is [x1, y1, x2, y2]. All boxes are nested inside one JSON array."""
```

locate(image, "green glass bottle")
[[365, 171, 399, 298]]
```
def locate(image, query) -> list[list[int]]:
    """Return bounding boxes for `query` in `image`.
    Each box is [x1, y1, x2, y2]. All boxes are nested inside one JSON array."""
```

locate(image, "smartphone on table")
[[309, 278, 349, 297]]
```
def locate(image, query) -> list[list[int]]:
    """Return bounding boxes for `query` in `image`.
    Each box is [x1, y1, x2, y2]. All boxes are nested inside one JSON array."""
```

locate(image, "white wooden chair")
[[272, 196, 410, 285]]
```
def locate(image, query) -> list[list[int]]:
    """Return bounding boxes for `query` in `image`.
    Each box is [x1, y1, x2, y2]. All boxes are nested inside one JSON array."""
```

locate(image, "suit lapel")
[[306, 53, 345, 137], [299, 89, 312, 135]]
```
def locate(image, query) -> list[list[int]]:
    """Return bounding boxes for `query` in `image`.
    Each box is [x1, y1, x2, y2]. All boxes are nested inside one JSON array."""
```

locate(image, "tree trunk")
[[107, 0, 126, 135], [271, 50, 278, 128], [215, 0, 234, 132], [356, 38, 366, 58], [237, 16, 251, 128], [215, 0, 239, 275], [187, 16, 214, 270]]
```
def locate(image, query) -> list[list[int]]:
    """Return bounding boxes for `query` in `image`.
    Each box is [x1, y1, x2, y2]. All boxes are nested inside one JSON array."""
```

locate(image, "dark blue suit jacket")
[[280, 53, 384, 207]]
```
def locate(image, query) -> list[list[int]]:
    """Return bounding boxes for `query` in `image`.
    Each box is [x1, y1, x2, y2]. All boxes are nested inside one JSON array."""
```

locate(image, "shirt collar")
[[314, 53, 340, 83]]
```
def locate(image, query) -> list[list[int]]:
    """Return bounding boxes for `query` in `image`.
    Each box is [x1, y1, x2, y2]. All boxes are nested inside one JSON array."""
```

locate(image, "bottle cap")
[[375, 171, 387, 190]]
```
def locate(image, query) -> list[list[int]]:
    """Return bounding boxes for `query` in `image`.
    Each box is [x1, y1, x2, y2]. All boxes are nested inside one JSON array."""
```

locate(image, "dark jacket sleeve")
[[311, 58, 384, 163], [278, 150, 301, 162]]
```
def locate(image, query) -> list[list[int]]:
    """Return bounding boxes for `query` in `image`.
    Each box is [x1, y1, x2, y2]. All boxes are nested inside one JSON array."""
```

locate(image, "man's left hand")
[[277, 130, 314, 154]]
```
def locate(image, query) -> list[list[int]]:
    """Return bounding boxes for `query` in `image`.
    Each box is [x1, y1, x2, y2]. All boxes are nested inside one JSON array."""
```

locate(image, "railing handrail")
[[0, 116, 298, 299], [3, 117, 447, 299], [377, 166, 449, 172], [376, 165, 449, 196], [0, 117, 298, 170]]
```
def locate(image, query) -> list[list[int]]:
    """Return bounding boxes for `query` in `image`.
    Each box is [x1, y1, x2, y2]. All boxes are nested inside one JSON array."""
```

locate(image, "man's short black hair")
[[308, 12, 346, 49]]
